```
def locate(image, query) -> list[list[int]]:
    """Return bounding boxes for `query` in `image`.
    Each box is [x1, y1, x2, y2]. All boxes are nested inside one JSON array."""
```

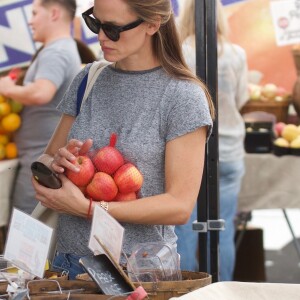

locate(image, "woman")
[[32, 0, 214, 280], [175, 0, 248, 281]]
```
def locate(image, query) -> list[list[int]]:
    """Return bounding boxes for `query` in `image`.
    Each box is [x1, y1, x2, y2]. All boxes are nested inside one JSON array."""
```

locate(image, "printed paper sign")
[[270, 0, 300, 46], [88, 205, 124, 263], [4, 208, 53, 278]]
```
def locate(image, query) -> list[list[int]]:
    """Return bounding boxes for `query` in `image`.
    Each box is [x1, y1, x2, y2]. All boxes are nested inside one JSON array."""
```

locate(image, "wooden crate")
[[240, 100, 290, 123]]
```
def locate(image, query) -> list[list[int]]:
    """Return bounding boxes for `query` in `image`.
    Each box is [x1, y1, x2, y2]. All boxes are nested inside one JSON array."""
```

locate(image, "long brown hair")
[[179, 0, 229, 56], [126, 0, 215, 118]]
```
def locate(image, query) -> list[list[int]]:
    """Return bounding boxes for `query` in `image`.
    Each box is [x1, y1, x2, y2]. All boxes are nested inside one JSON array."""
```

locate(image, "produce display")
[[0, 94, 22, 160], [248, 83, 290, 102], [273, 122, 300, 156], [66, 133, 143, 202]]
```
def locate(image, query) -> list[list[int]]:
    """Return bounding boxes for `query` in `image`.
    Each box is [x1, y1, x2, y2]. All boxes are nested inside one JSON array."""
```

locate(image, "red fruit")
[[274, 122, 286, 137], [65, 155, 95, 187], [114, 163, 143, 194], [92, 133, 124, 174], [78, 186, 87, 196], [86, 172, 118, 201], [114, 192, 137, 201]]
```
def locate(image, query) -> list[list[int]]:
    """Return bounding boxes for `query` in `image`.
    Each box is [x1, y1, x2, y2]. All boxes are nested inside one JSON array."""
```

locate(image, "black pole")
[[195, 0, 220, 283], [195, 0, 208, 275]]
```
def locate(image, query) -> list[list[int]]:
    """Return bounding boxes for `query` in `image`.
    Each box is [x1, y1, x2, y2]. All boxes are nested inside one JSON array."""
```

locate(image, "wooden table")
[[238, 153, 300, 211], [238, 153, 300, 260]]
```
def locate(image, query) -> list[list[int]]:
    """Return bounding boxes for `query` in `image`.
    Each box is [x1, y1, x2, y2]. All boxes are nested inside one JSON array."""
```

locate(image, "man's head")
[[29, 0, 77, 43], [39, 0, 77, 20]]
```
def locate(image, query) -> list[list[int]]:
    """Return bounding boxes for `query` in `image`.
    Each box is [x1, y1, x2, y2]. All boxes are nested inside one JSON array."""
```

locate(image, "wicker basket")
[[17, 271, 211, 300], [240, 99, 290, 123], [134, 271, 212, 300]]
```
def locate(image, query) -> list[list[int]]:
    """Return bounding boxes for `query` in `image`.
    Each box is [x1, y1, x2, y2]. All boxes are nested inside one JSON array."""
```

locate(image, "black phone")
[[31, 161, 62, 189]]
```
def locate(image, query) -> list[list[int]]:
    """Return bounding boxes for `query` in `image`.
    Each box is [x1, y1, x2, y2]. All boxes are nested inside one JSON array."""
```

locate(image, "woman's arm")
[[33, 113, 92, 217], [33, 124, 207, 225]]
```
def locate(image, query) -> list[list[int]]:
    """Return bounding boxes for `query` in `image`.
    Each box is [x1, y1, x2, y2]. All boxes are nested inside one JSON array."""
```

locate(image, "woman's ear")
[[146, 18, 161, 36]]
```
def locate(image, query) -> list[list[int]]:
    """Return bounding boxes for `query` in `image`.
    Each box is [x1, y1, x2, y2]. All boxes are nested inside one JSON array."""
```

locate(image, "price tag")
[[88, 205, 124, 263], [4, 208, 53, 278]]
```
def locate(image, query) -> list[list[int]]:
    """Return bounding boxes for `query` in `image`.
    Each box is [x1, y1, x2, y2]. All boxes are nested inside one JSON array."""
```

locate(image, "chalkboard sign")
[[79, 254, 134, 296]]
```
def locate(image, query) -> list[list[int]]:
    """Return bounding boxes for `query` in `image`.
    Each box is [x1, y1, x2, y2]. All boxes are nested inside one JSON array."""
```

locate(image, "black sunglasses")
[[82, 7, 144, 42]]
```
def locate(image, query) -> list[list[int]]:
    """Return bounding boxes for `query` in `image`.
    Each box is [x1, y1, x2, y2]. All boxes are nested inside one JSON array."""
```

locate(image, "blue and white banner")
[[0, 0, 98, 73], [0, 0, 245, 74], [0, 0, 35, 72]]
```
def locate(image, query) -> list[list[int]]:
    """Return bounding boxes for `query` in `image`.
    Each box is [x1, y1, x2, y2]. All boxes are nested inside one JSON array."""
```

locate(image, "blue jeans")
[[175, 159, 245, 281], [51, 252, 87, 280], [175, 208, 199, 272]]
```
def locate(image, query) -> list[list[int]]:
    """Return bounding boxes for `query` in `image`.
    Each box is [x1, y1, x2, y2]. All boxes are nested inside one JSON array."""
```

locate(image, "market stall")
[[1, 2, 300, 299]]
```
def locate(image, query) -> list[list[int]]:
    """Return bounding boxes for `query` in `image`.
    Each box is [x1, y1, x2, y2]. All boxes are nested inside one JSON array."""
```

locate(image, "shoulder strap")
[[76, 61, 110, 116]]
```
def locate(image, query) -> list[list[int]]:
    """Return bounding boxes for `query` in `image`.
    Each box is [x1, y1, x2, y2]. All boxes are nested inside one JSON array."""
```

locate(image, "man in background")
[[0, 0, 81, 214]]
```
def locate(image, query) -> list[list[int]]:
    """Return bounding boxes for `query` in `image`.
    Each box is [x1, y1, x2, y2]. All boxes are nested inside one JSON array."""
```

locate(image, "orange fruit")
[[0, 95, 7, 103], [9, 99, 23, 113], [0, 102, 11, 116], [0, 144, 5, 160], [1, 113, 21, 132], [5, 142, 18, 159], [0, 123, 8, 134], [0, 134, 9, 145]]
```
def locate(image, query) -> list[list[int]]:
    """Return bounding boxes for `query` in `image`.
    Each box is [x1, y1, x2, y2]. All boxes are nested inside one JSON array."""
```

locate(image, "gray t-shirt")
[[12, 38, 81, 213], [57, 64, 212, 258]]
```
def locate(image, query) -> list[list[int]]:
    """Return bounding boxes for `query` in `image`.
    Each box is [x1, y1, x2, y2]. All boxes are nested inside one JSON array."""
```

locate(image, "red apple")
[[86, 172, 118, 201], [78, 185, 87, 196], [114, 192, 137, 201], [274, 122, 286, 137], [114, 163, 143, 194], [277, 86, 288, 97], [92, 133, 124, 174], [65, 155, 95, 187]]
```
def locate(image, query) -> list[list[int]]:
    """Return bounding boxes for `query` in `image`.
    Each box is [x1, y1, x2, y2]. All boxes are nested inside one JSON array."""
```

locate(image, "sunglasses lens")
[[103, 26, 120, 42], [85, 16, 100, 34]]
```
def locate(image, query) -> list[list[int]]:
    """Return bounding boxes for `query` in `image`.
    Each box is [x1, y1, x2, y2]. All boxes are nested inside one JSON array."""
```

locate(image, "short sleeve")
[[35, 49, 70, 88], [166, 81, 213, 142]]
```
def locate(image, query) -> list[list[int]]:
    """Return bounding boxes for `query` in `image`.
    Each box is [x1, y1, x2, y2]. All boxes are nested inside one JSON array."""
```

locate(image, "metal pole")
[[195, 0, 220, 283]]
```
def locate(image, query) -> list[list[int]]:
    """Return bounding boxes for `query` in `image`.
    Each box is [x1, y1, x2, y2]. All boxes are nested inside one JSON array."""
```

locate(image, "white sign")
[[4, 208, 53, 278], [88, 205, 124, 263], [270, 0, 300, 46]]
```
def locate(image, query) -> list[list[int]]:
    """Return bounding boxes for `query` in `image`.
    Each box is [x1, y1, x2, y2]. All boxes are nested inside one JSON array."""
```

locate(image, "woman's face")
[[93, 0, 151, 63]]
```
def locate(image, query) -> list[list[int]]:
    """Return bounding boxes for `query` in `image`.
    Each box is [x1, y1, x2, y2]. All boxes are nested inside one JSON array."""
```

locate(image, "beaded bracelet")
[[100, 201, 109, 212]]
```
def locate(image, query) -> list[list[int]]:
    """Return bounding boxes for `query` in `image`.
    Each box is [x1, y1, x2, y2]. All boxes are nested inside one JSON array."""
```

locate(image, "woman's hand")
[[32, 174, 89, 217], [51, 138, 93, 173]]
